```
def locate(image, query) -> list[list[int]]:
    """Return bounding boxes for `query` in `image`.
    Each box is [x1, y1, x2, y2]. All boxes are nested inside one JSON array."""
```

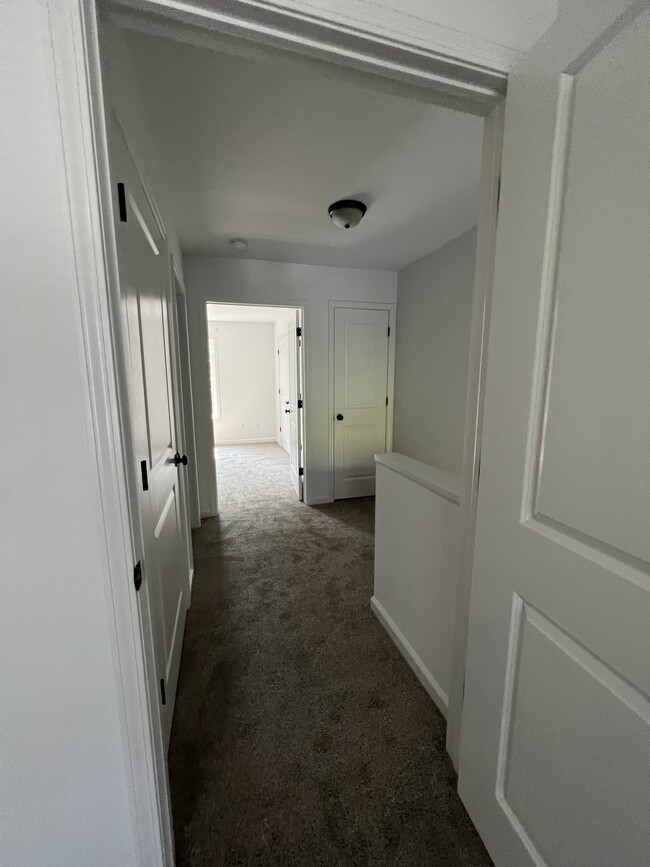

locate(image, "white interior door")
[[287, 312, 303, 499], [334, 306, 389, 499], [110, 126, 188, 750], [459, 3, 650, 865], [278, 331, 290, 454]]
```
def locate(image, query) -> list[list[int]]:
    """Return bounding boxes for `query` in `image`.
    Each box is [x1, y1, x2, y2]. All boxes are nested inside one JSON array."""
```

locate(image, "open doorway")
[[94, 9, 497, 865], [206, 303, 305, 505]]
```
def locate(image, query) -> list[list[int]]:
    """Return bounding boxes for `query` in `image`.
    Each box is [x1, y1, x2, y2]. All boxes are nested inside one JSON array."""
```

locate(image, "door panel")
[[532, 12, 650, 562], [459, 3, 650, 865], [278, 332, 290, 454], [110, 125, 188, 750], [334, 307, 389, 499], [344, 322, 380, 407]]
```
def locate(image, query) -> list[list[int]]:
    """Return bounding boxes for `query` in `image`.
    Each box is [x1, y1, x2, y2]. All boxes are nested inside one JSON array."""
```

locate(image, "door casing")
[[329, 301, 395, 499], [50, 0, 505, 861]]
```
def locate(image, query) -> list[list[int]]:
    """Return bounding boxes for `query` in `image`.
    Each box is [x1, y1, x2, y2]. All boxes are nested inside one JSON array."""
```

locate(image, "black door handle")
[[173, 452, 188, 467], [285, 409, 291, 413], [336, 413, 344, 421]]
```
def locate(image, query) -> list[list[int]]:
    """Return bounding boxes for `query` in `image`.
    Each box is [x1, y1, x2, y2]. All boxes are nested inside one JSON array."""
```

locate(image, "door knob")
[[336, 413, 344, 421], [173, 452, 188, 466], [285, 408, 291, 413]]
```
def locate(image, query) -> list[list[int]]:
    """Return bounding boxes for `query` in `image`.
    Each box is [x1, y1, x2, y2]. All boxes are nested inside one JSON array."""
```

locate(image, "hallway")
[[168, 444, 490, 866]]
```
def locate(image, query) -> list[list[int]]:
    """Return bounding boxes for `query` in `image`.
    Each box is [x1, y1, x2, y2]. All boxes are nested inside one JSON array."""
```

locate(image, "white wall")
[[99, 22, 183, 270], [393, 228, 477, 477], [372, 456, 461, 718], [209, 321, 278, 444], [184, 257, 397, 511], [1, 4, 138, 864]]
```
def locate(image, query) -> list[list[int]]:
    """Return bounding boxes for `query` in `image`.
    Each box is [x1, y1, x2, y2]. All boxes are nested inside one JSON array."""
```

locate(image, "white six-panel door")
[[110, 125, 189, 751], [459, 2, 650, 865], [333, 306, 390, 499]]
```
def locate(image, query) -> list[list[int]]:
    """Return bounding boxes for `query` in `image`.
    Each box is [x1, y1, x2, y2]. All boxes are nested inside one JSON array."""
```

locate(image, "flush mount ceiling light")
[[328, 199, 367, 230], [230, 238, 248, 253]]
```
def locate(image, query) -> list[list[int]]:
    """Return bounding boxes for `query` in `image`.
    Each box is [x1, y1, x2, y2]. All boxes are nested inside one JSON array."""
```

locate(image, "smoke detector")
[[230, 238, 248, 253], [328, 199, 367, 230]]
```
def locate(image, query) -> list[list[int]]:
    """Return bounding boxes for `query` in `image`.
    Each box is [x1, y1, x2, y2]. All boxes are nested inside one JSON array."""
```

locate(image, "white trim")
[[328, 300, 396, 502], [305, 494, 332, 506], [56, 0, 508, 856], [371, 596, 449, 717], [200, 301, 307, 514], [171, 257, 202, 529], [445, 102, 505, 770], [105, 0, 509, 114], [166, 254, 195, 608], [374, 453, 461, 506], [48, 2, 171, 864]]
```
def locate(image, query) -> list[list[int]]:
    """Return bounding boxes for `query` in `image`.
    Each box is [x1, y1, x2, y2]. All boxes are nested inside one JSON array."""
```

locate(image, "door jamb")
[[446, 101, 505, 769], [48, 2, 174, 863], [328, 300, 396, 502], [56, 0, 505, 860], [171, 257, 202, 531], [203, 302, 308, 505], [168, 253, 196, 597]]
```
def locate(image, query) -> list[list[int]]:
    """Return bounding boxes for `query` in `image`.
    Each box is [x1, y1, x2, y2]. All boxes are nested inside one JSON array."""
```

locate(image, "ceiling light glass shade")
[[328, 199, 367, 229]]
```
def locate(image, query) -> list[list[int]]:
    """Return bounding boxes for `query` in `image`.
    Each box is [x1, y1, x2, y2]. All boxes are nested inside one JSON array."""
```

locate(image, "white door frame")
[[50, 0, 505, 861], [171, 256, 202, 530], [167, 254, 195, 600], [202, 302, 307, 504], [329, 300, 396, 499], [446, 101, 505, 768]]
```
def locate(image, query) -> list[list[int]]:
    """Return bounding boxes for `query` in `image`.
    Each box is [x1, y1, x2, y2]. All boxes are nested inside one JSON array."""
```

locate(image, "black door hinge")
[[296, 326, 302, 337], [160, 678, 166, 706], [387, 325, 391, 337], [140, 460, 149, 491], [298, 467, 304, 476], [133, 560, 143, 592], [386, 396, 389, 406], [117, 182, 127, 222], [297, 398, 303, 409]]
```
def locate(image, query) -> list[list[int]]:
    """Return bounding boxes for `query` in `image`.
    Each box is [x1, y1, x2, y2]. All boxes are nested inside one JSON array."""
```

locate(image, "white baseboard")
[[215, 437, 278, 445], [370, 596, 449, 718]]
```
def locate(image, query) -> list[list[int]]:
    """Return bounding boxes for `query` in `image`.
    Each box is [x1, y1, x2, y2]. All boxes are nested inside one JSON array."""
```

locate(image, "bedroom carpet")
[[168, 442, 491, 866]]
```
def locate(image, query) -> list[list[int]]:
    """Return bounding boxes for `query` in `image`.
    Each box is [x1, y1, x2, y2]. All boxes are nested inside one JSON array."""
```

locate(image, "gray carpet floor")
[[168, 443, 491, 866]]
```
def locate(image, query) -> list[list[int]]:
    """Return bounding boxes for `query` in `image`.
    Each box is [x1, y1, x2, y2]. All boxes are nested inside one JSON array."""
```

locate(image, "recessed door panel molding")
[[344, 322, 380, 409], [521, 11, 650, 569], [458, 3, 650, 864], [496, 595, 650, 867]]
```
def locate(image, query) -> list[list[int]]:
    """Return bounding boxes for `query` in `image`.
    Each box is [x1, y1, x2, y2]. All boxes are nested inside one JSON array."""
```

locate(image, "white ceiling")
[[116, 28, 484, 271], [207, 303, 297, 324]]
